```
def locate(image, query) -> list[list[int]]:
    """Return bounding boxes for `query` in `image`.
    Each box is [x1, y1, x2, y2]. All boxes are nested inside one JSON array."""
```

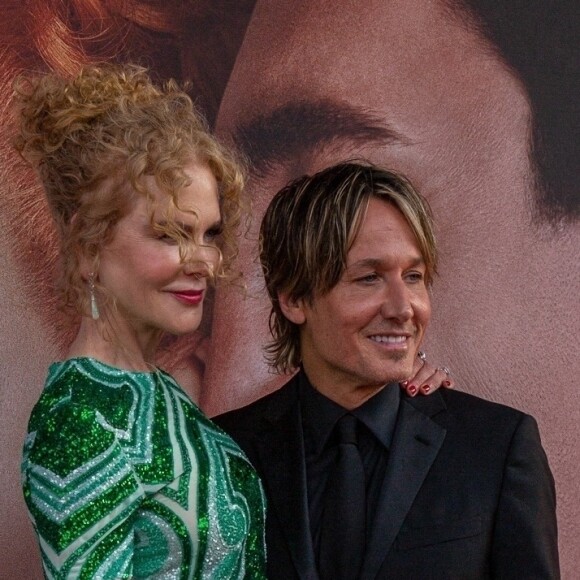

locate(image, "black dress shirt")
[[298, 370, 401, 563]]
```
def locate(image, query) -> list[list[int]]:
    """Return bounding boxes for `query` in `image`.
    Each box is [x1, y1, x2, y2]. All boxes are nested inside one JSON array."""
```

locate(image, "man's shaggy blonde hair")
[[260, 162, 437, 373]]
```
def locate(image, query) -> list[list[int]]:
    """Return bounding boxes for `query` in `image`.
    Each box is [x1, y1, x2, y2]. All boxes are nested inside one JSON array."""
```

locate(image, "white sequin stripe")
[[134, 512, 183, 579], [151, 383, 200, 580], [37, 487, 144, 567], [197, 421, 250, 580], [92, 374, 156, 465], [27, 444, 135, 524]]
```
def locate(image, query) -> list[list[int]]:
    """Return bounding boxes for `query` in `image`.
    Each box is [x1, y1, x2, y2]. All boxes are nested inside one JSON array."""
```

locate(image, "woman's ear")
[[278, 292, 307, 325], [70, 214, 95, 281], [78, 250, 95, 281], [78, 248, 99, 282]]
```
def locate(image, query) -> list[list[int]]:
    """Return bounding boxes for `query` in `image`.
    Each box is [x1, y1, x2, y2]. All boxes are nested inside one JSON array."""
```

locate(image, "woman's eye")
[[204, 228, 222, 243], [157, 233, 177, 243]]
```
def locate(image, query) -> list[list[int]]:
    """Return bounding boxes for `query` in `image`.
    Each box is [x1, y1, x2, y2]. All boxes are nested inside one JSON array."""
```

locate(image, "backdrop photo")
[[1, 0, 578, 577]]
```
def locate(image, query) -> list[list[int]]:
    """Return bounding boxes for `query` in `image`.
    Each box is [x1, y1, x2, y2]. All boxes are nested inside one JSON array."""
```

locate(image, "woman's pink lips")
[[170, 290, 204, 305]]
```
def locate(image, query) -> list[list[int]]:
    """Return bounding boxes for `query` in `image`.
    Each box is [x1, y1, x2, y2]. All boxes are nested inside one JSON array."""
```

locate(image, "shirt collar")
[[352, 382, 400, 449], [299, 369, 401, 455]]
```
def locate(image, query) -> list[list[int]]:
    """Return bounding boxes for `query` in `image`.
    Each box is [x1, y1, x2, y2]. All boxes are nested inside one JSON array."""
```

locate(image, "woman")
[[17, 64, 266, 579]]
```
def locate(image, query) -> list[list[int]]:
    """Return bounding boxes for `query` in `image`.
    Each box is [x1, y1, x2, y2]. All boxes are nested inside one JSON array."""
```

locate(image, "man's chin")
[[378, 367, 413, 385], [380, 353, 414, 377]]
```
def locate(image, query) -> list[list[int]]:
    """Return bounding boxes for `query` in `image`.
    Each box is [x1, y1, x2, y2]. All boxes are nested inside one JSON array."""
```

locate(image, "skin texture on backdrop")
[[0, 0, 578, 577]]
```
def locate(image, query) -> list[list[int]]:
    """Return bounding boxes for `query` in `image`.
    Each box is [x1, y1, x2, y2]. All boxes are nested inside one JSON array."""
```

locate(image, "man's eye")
[[357, 273, 379, 283], [406, 272, 424, 283]]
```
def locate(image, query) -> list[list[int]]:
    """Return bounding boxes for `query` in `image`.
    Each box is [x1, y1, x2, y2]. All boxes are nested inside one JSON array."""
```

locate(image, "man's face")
[[289, 198, 431, 405], [200, 0, 579, 418]]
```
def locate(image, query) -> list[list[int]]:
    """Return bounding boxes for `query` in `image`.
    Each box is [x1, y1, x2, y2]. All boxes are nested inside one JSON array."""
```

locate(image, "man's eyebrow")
[[232, 99, 407, 177], [347, 258, 385, 270], [348, 256, 425, 270]]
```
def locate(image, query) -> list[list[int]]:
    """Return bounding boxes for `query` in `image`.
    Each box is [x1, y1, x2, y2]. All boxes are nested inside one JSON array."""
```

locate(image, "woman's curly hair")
[[14, 63, 244, 319]]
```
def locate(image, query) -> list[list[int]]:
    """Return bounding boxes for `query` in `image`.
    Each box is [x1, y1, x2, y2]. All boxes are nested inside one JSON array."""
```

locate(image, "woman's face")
[[96, 160, 222, 350]]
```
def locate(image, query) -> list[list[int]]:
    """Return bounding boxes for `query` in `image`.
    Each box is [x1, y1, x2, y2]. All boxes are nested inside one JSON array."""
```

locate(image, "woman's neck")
[[67, 316, 160, 372]]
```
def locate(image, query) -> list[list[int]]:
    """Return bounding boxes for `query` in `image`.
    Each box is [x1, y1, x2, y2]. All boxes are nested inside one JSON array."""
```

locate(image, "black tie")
[[319, 414, 366, 580]]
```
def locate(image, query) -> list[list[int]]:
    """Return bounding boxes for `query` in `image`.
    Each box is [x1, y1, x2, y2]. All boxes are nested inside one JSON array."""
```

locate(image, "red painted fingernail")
[[408, 385, 417, 395], [400, 380, 409, 387], [444, 380, 451, 387], [421, 384, 431, 394]]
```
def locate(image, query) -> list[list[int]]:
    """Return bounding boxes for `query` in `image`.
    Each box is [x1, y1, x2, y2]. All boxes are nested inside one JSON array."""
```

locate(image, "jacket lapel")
[[255, 380, 318, 579], [360, 393, 447, 579]]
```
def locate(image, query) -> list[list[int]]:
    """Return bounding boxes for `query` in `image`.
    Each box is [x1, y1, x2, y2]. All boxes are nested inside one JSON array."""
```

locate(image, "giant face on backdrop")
[[207, 0, 579, 413], [207, 0, 579, 572]]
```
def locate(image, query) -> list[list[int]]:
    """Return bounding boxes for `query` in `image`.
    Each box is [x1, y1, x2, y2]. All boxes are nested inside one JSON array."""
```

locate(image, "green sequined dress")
[[21, 358, 267, 579]]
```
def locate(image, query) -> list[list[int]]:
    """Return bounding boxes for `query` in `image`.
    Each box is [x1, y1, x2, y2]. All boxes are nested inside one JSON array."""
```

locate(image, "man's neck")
[[302, 368, 387, 410]]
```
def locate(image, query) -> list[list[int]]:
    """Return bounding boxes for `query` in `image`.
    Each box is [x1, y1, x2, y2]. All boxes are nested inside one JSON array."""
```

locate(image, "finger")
[[400, 358, 430, 397], [401, 361, 454, 397], [406, 360, 437, 396], [418, 367, 455, 395], [400, 352, 429, 396]]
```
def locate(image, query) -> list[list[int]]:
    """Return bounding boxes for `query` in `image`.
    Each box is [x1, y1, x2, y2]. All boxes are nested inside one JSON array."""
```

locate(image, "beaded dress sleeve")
[[21, 358, 267, 579]]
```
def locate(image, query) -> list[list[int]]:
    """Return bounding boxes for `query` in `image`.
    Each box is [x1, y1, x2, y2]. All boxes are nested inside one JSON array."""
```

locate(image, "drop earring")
[[88, 273, 99, 320]]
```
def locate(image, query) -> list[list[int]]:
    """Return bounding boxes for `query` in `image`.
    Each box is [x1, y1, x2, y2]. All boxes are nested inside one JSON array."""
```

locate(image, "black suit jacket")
[[215, 376, 559, 579]]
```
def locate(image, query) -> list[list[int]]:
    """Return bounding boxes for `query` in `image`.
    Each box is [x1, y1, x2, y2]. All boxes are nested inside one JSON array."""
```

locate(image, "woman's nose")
[[182, 243, 220, 278]]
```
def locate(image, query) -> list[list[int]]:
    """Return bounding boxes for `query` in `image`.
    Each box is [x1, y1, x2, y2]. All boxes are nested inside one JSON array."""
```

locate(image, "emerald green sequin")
[[22, 358, 267, 579]]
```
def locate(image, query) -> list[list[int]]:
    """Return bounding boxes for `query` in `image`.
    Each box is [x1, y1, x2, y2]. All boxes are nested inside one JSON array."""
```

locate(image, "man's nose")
[[380, 280, 413, 322]]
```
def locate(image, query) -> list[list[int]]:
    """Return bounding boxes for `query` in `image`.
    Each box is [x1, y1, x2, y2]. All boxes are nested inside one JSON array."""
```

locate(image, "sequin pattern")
[[21, 358, 267, 579]]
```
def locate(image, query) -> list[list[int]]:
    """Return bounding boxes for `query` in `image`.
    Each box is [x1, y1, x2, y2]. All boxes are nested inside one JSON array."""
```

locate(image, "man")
[[216, 162, 559, 578]]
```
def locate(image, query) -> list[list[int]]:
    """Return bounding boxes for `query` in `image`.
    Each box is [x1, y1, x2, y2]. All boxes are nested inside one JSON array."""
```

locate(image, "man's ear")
[[278, 292, 307, 325]]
